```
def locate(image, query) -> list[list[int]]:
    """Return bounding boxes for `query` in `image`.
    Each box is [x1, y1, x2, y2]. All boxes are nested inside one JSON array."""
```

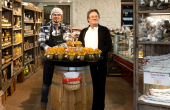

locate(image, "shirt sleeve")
[[38, 27, 50, 51]]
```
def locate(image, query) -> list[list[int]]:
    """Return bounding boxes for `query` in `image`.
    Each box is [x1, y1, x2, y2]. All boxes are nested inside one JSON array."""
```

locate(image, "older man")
[[78, 9, 112, 110], [38, 7, 71, 110]]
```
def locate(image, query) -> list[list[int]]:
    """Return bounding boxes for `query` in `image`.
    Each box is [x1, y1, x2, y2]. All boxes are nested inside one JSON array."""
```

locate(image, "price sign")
[[144, 72, 169, 86]]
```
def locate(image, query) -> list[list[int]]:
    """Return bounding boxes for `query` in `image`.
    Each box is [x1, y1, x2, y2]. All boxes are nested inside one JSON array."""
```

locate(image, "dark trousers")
[[90, 60, 107, 110], [41, 60, 55, 105]]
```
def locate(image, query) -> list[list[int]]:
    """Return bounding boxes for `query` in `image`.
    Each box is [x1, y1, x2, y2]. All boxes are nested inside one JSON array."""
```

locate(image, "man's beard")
[[53, 20, 60, 23]]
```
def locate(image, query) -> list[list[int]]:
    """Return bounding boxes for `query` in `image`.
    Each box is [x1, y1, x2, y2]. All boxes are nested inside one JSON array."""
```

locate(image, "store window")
[[43, 5, 70, 25]]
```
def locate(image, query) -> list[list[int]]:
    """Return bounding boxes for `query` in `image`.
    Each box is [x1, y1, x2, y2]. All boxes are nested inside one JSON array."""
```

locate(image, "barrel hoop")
[[52, 108, 92, 110], [54, 65, 90, 71], [54, 69, 90, 74], [52, 80, 92, 87]]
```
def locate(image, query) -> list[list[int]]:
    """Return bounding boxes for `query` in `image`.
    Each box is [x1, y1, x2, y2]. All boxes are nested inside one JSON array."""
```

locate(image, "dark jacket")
[[78, 24, 112, 63]]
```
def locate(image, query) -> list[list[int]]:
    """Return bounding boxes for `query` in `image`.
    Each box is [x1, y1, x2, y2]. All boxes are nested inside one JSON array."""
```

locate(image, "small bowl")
[[58, 54, 64, 60], [69, 55, 75, 61], [95, 53, 101, 60], [47, 54, 54, 59]]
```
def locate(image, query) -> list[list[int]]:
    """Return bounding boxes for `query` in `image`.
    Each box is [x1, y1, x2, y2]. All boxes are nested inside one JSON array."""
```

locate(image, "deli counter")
[[113, 34, 134, 85]]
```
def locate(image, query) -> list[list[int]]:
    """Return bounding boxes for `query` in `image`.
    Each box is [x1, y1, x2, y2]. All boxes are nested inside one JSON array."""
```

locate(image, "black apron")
[[43, 23, 64, 86]]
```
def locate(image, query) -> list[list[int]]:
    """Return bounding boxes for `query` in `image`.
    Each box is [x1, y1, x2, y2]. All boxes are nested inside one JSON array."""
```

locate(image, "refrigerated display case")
[[113, 34, 134, 85]]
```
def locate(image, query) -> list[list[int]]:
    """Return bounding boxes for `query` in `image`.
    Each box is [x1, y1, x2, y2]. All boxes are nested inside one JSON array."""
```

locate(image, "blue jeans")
[[41, 84, 50, 105]]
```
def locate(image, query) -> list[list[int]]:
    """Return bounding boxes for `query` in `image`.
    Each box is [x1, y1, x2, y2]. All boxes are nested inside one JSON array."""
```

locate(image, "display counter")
[[113, 34, 133, 85]]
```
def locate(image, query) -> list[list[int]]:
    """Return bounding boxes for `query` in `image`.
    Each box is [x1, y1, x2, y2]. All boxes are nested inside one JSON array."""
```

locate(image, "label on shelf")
[[144, 72, 169, 86]]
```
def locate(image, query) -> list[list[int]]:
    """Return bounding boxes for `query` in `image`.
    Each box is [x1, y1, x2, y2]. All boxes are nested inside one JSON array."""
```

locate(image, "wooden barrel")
[[51, 65, 93, 110]]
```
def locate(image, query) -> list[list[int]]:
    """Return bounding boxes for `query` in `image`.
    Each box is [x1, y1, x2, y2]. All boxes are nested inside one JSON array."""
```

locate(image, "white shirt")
[[84, 26, 98, 49]]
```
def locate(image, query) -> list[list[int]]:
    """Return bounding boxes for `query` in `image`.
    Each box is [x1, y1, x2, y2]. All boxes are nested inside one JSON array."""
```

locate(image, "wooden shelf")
[[2, 67, 24, 92], [35, 34, 39, 35], [24, 59, 33, 66], [24, 71, 34, 80], [138, 100, 170, 109], [36, 22, 42, 24], [24, 47, 34, 51], [2, 26, 12, 29], [138, 10, 170, 14], [14, 67, 24, 78], [24, 22, 34, 23], [2, 77, 14, 92], [13, 28, 22, 30], [2, 44, 12, 49], [138, 41, 170, 45], [13, 41, 22, 46], [24, 34, 34, 37], [13, 54, 23, 61], [14, 14, 21, 16], [35, 45, 39, 47], [23, 5, 35, 11], [2, 6, 12, 11], [35, 8, 42, 12], [14, 0, 22, 2], [2, 61, 12, 70]]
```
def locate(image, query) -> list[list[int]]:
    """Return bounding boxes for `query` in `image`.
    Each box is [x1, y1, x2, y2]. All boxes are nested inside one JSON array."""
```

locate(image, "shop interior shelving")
[[135, 1, 170, 110], [121, 4, 133, 29], [22, 5, 44, 78], [0, 0, 43, 96], [0, 0, 24, 93]]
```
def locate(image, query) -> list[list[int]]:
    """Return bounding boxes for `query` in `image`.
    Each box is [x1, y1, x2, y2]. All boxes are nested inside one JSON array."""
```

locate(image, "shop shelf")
[[35, 8, 42, 12], [24, 34, 34, 37], [138, 10, 170, 14], [24, 59, 33, 66], [138, 99, 170, 109], [2, 67, 24, 92], [2, 61, 12, 70], [13, 28, 22, 30], [2, 26, 12, 29], [2, 77, 14, 92], [14, 14, 21, 16], [24, 71, 34, 80], [13, 54, 22, 61], [14, 0, 22, 2], [35, 45, 39, 47], [23, 5, 35, 11], [2, 6, 12, 11], [24, 47, 34, 51], [24, 22, 34, 23], [2, 44, 12, 49], [13, 41, 22, 46], [138, 41, 170, 45], [14, 67, 24, 78], [36, 22, 42, 24]]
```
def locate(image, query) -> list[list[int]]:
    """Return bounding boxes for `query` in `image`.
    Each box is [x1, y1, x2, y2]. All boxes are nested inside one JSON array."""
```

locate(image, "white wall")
[[24, 0, 121, 29]]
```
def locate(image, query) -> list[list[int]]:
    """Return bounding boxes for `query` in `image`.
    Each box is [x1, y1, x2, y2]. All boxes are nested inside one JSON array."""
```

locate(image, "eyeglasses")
[[53, 14, 61, 17], [89, 16, 99, 18]]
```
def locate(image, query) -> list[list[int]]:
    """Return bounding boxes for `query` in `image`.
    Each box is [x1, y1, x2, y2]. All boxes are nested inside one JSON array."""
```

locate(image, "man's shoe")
[[41, 105, 46, 110]]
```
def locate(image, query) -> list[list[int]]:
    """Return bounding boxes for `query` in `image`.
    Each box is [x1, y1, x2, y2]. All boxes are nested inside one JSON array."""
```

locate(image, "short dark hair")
[[87, 9, 100, 21]]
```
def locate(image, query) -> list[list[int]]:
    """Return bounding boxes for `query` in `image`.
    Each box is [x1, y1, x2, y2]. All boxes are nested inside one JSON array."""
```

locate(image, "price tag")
[[144, 72, 169, 86]]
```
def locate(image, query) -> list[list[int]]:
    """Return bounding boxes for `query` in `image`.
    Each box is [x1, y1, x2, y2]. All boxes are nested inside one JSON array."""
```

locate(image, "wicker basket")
[[64, 80, 81, 91]]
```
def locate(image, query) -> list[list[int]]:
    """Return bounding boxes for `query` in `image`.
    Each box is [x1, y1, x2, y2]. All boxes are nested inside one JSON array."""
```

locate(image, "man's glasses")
[[90, 16, 99, 18], [53, 14, 61, 17]]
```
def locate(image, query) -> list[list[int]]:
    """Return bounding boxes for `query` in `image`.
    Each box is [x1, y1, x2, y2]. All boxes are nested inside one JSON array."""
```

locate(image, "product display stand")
[[135, 0, 170, 110]]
